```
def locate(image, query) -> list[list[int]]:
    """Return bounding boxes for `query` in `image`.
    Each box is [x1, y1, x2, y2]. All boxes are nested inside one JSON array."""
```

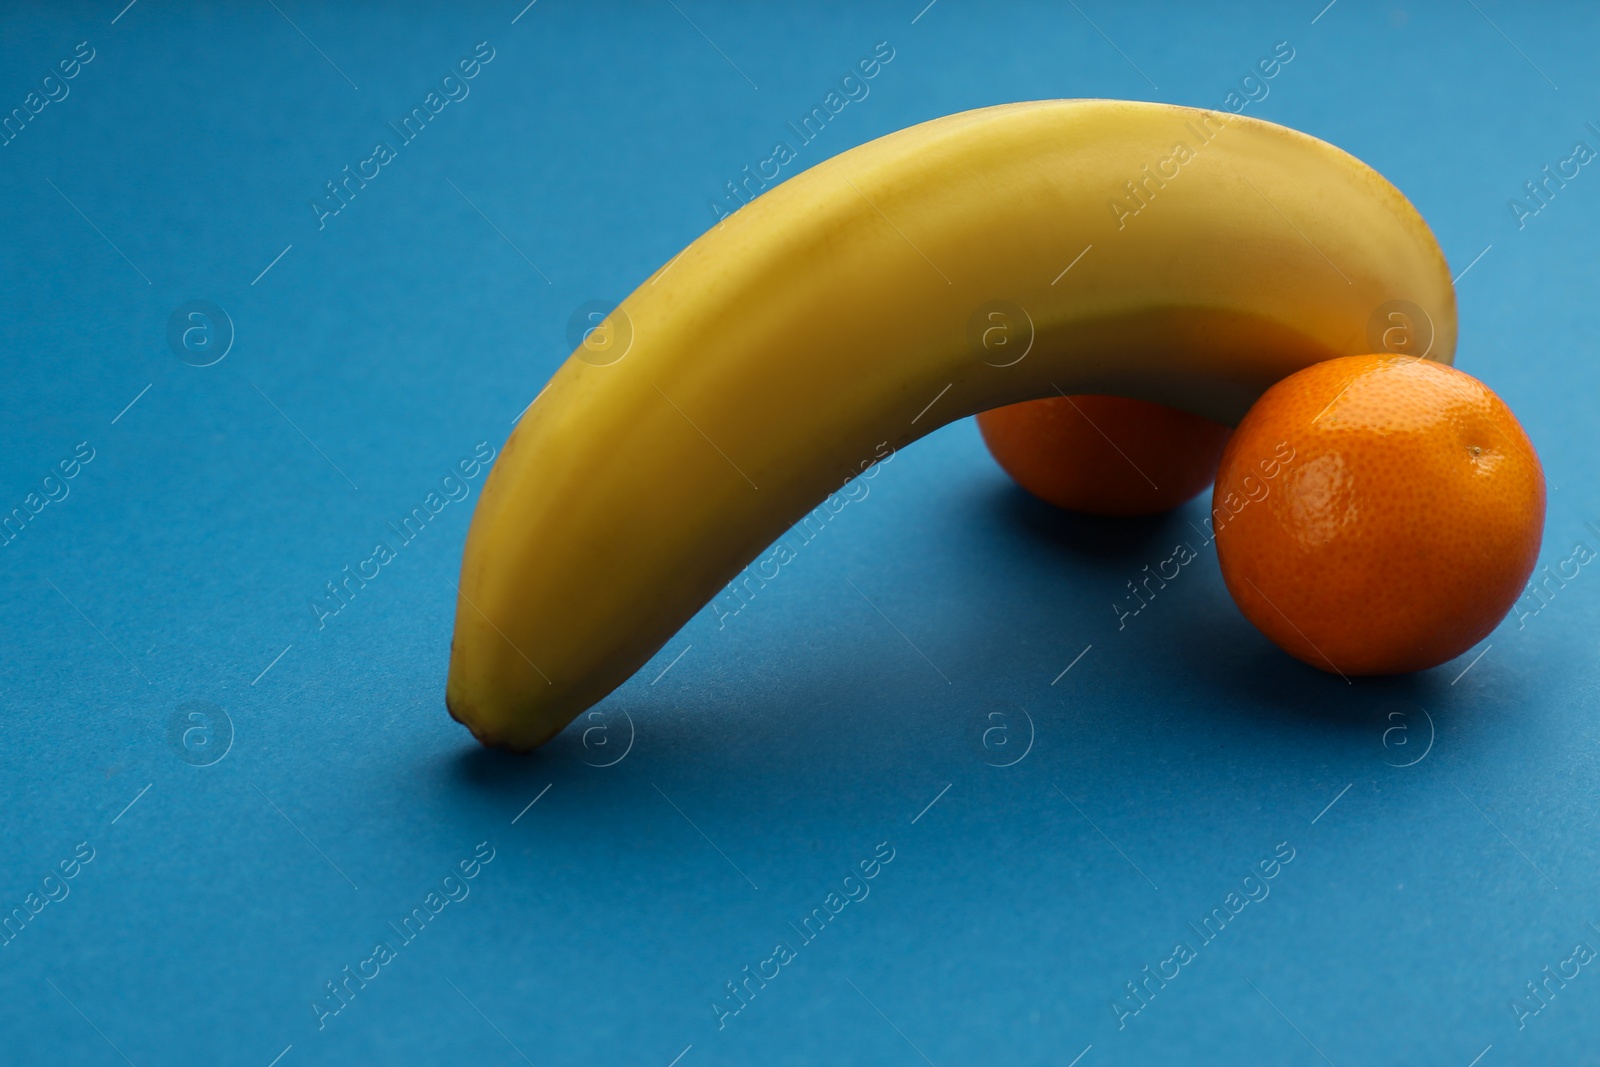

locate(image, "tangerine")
[[978, 395, 1232, 516], [1213, 354, 1545, 676]]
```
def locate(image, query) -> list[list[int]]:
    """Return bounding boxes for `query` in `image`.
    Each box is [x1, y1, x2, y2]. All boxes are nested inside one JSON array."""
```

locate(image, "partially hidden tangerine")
[[978, 394, 1232, 516]]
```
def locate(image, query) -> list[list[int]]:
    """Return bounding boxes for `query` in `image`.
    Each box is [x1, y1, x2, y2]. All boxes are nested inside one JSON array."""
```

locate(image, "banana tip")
[[445, 692, 535, 754]]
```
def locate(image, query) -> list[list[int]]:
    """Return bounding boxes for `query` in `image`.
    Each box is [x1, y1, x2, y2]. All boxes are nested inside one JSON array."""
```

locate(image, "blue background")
[[1, 1, 1595, 1064]]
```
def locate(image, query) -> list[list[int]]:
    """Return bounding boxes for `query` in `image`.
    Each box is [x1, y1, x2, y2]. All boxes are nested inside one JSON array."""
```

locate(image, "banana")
[[447, 99, 1456, 751]]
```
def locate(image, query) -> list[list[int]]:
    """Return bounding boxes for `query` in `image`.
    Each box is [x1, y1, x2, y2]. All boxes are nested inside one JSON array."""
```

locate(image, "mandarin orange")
[[977, 395, 1232, 516], [1213, 354, 1544, 676]]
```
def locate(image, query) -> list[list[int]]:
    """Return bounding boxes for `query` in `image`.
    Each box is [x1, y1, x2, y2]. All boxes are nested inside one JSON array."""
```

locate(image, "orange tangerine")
[[978, 395, 1232, 516], [1214, 354, 1545, 676]]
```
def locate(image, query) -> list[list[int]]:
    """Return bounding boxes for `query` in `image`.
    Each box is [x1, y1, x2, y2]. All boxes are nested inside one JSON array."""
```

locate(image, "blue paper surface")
[[2, 2, 1597, 1064]]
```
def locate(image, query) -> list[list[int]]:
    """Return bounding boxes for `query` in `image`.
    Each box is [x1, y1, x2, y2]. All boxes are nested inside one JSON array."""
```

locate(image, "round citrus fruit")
[[1213, 354, 1545, 676], [978, 395, 1232, 516]]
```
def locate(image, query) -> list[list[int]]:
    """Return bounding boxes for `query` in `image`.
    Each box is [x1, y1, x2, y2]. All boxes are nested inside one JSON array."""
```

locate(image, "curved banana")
[[447, 99, 1456, 750]]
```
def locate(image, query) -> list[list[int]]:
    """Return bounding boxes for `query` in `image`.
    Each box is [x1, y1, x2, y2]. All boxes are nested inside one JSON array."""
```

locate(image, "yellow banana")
[[447, 99, 1456, 750]]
